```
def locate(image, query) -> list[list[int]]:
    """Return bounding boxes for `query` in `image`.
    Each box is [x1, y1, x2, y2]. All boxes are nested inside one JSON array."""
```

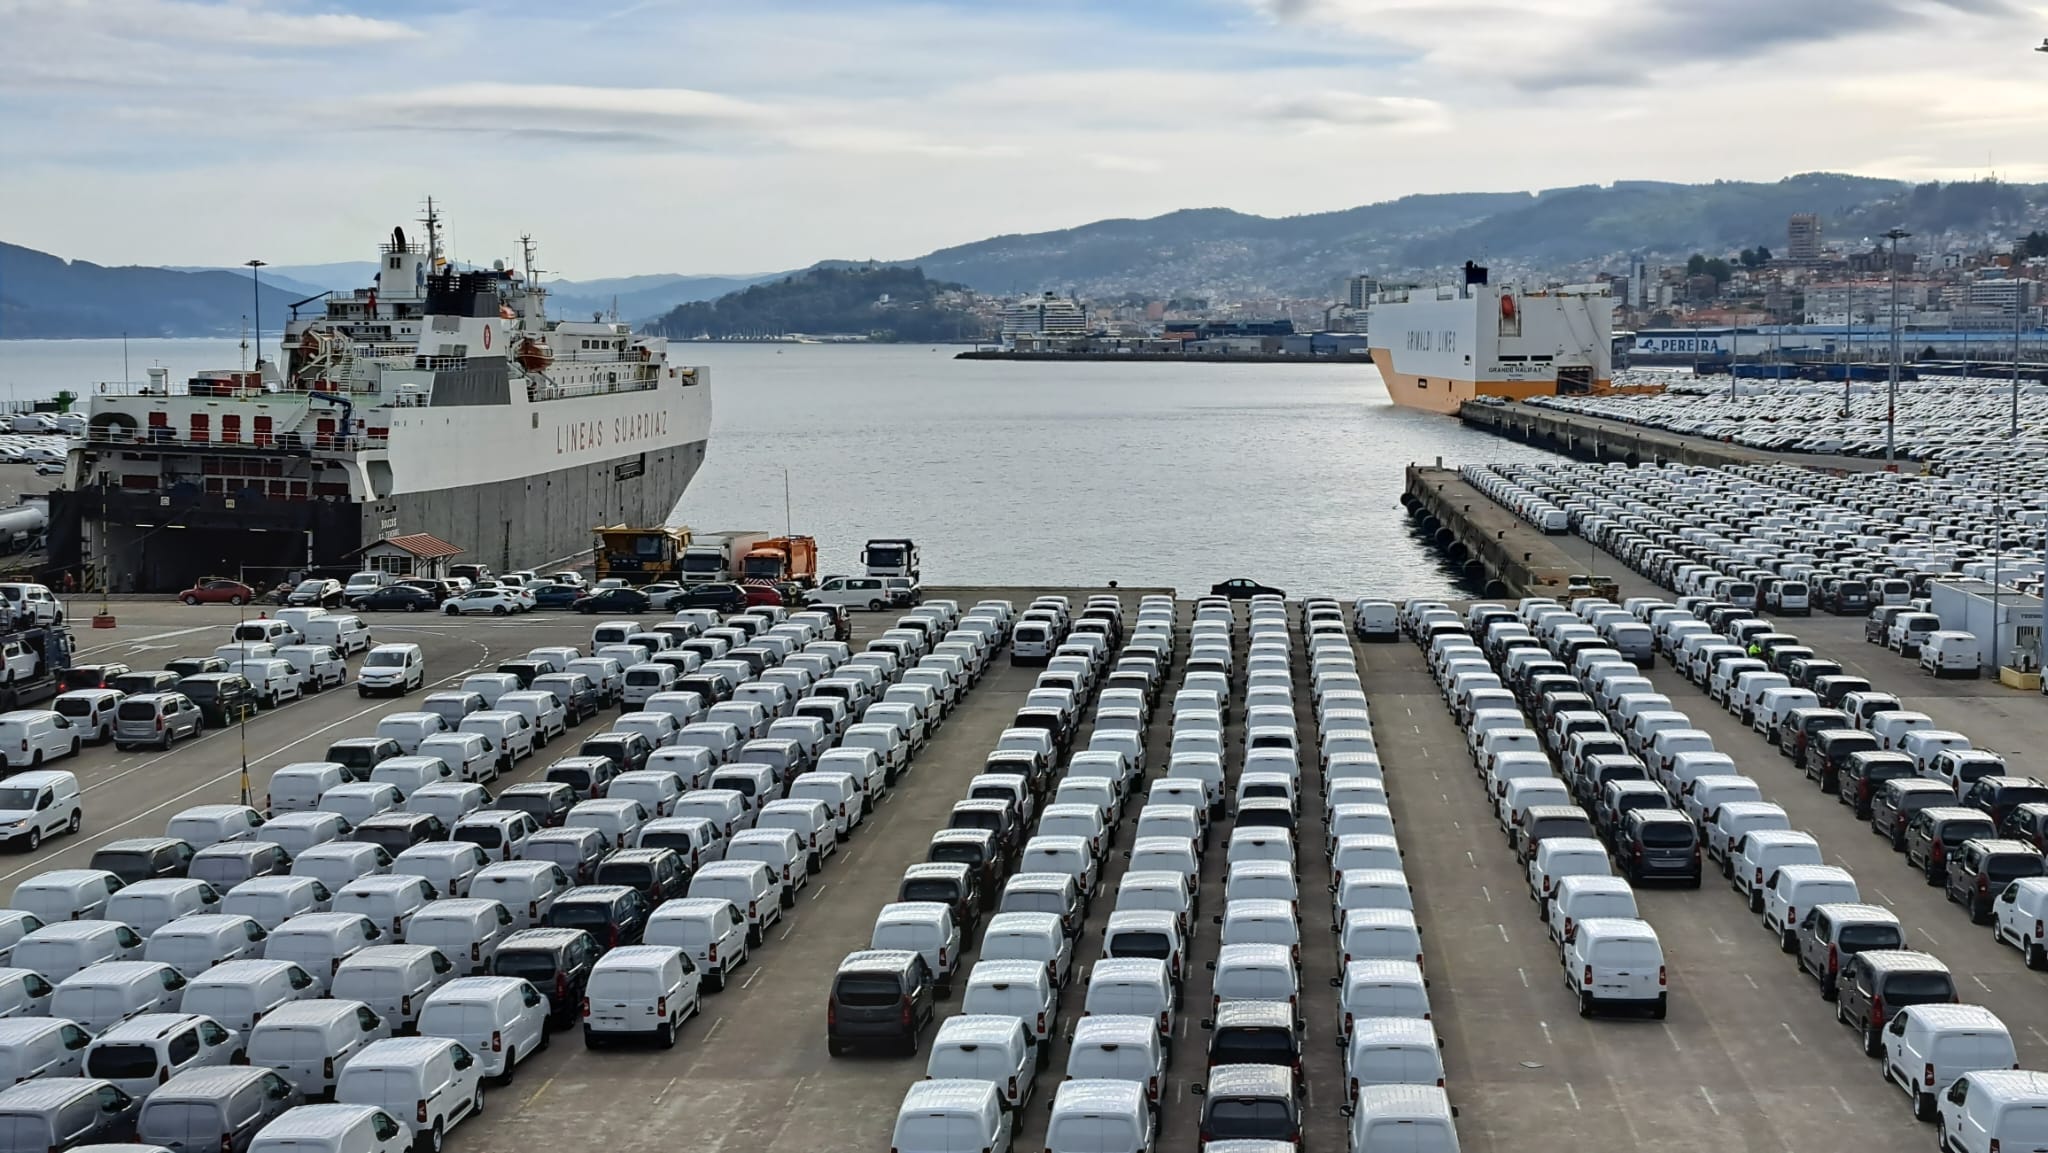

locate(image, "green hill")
[[1, 242, 303, 339], [647, 265, 986, 342]]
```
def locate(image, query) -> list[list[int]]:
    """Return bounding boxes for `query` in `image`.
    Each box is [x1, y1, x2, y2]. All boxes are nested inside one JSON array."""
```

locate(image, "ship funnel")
[[1462, 261, 1489, 287]]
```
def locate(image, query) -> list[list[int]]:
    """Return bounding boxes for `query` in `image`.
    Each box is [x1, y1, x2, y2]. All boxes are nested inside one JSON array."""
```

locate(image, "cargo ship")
[[52, 211, 712, 591], [1367, 262, 1650, 414]]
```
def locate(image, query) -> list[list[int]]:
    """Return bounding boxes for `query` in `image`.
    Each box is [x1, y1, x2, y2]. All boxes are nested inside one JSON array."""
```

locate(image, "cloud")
[[0, 0, 419, 48], [1086, 153, 1161, 174], [1256, 91, 1447, 132]]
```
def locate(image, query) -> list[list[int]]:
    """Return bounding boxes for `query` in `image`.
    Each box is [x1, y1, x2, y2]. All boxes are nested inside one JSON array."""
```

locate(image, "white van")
[[266, 763, 349, 817], [871, 903, 961, 997], [1546, 875, 1638, 952], [727, 828, 808, 905], [51, 961, 189, 1032], [232, 659, 304, 709], [961, 959, 1056, 1066], [416, 976, 547, 1083], [179, 958, 318, 1033], [687, 861, 780, 946], [357, 644, 426, 698], [1344, 1084, 1461, 1153], [1565, 917, 1666, 1018], [332, 945, 456, 1033], [14, 920, 145, 981], [374, 713, 445, 756], [928, 1014, 1036, 1110], [1921, 631, 1984, 678], [415, 733, 495, 786], [1760, 865, 1860, 949], [468, 862, 569, 933], [13, 868, 124, 923], [1345, 1015, 1445, 1097], [891, 1079, 1014, 1153], [1884, 1004, 2018, 1121], [1044, 1079, 1150, 1153], [0, 1018, 87, 1086], [246, 1103, 412, 1153], [145, 914, 267, 978], [583, 944, 699, 1048], [461, 712, 535, 772], [1065, 1014, 1164, 1112], [1207, 942, 1298, 1017], [368, 756, 455, 801], [1940, 1070, 2048, 1153], [81, 1011, 240, 1099], [292, 842, 394, 898], [1730, 830, 1825, 911], [265, 913, 385, 994], [302, 614, 372, 655], [335, 1036, 483, 1151], [644, 898, 749, 992], [1336, 958, 1431, 1042], [246, 1000, 391, 1098], [315, 784, 404, 830], [0, 709, 80, 768], [565, 798, 649, 854], [405, 900, 513, 977]]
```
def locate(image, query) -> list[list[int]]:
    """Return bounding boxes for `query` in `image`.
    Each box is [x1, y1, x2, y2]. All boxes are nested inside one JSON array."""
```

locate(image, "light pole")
[[1883, 228, 1911, 464], [245, 260, 267, 370], [2015, 279, 2027, 438]]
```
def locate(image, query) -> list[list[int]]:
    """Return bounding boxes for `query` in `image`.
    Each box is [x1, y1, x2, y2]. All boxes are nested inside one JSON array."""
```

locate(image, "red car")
[[742, 583, 792, 608], [180, 578, 254, 606]]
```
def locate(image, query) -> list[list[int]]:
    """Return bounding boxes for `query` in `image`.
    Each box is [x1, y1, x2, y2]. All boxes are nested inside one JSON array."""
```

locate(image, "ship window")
[[1417, 379, 1429, 389]]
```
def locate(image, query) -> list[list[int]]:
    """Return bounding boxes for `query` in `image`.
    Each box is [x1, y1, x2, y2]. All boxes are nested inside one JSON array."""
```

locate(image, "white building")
[[1001, 293, 1087, 341]]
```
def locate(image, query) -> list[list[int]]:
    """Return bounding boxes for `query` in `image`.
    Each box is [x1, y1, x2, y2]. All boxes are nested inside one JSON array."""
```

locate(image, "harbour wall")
[[1401, 465, 1591, 599], [1457, 400, 1764, 468]]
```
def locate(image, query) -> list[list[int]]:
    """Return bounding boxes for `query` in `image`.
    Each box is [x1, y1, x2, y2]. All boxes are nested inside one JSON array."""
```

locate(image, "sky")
[[4, 0, 2047, 278]]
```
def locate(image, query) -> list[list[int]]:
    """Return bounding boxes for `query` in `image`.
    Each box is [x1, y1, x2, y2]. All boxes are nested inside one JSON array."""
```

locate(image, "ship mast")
[[421, 197, 442, 267], [520, 234, 547, 323]]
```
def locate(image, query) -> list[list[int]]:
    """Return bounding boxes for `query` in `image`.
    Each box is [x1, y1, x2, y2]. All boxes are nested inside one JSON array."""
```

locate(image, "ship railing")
[[529, 374, 662, 403]]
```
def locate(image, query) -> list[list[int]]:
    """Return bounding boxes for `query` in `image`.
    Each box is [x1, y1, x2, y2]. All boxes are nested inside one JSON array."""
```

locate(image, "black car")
[[531, 673, 601, 725], [286, 579, 345, 608], [177, 674, 259, 726], [673, 584, 748, 613], [1870, 779, 1959, 849], [90, 837, 196, 883], [58, 664, 129, 692], [1836, 950, 1956, 1056], [350, 813, 448, 855], [1210, 578, 1284, 600], [574, 588, 651, 615], [357, 584, 439, 613], [594, 848, 690, 906], [494, 928, 600, 1026], [1204, 1001, 1303, 1077], [1904, 807, 1998, 884], [325, 738, 404, 782], [1840, 752, 1917, 818], [531, 584, 584, 610], [546, 885, 650, 952], [106, 671, 180, 697], [925, 830, 1001, 921], [494, 661, 550, 690], [826, 948, 934, 1057], [165, 656, 229, 681], [578, 733, 652, 777], [897, 863, 980, 936], [1616, 809, 1702, 885], [1805, 729, 1879, 792], [399, 579, 455, 603], [1194, 1065, 1300, 1146], [1945, 838, 2045, 923], [1961, 776, 2048, 827]]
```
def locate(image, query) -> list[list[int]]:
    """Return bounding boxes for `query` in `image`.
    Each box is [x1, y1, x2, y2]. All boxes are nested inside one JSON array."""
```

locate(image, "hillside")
[[1, 242, 303, 339], [880, 175, 2048, 297], [647, 265, 986, 342], [546, 272, 785, 325]]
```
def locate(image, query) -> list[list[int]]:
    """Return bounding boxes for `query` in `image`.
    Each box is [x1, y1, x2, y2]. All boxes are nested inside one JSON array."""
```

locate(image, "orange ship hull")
[[1370, 349, 1597, 414]]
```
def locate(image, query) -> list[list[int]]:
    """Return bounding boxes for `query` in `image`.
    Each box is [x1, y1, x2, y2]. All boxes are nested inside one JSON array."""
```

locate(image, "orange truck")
[[741, 535, 818, 587]]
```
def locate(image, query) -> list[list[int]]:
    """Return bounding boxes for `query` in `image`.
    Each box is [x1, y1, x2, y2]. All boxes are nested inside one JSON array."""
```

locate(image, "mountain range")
[[8, 174, 2046, 337]]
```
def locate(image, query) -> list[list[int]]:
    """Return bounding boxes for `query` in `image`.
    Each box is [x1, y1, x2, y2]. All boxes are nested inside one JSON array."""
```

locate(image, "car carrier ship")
[[52, 211, 712, 591], [1366, 261, 1658, 414]]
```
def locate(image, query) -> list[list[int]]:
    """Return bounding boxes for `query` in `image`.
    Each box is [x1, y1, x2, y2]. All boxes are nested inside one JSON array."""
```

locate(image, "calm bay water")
[[0, 339, 1569, 598]]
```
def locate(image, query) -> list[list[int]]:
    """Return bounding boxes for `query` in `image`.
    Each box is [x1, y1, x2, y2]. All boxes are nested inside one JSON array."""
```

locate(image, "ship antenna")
[[521, 234, 548, 322], [422, 196, 442, 264]]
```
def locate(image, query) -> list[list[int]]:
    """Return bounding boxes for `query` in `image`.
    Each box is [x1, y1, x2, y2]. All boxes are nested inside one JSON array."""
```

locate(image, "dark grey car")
[[0, 1077, 141, 1150], [112, 693, 205, 752]]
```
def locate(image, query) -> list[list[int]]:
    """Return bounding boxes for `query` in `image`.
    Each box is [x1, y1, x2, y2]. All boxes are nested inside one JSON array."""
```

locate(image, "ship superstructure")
[[54, 211, 712, 590], [1366, 262, 1640, 414]]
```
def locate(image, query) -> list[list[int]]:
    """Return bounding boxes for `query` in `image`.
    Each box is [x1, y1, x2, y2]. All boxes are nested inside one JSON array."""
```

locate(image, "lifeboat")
[[514, 336, 555, 372]]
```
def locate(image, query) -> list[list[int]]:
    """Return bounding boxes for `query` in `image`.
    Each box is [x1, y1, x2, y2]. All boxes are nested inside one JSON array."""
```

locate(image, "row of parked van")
[[1505, 461, 2048, 971], [1405, 598, 1678, 1022], [1414, 588, 2048, 1148], [0, 601, 1017, 1152]]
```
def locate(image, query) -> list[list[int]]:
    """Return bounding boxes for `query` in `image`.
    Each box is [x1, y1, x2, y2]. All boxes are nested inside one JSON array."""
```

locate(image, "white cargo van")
[[582, 944, 699, 1048], [1564, 917, 1666, 1019], [1883, 1004, 2018, 1121]]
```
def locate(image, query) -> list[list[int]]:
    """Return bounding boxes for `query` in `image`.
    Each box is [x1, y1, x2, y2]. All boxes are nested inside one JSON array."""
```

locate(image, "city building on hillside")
[[1787, 214, 1821, 260], [1001, 293, 1087, 342]]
